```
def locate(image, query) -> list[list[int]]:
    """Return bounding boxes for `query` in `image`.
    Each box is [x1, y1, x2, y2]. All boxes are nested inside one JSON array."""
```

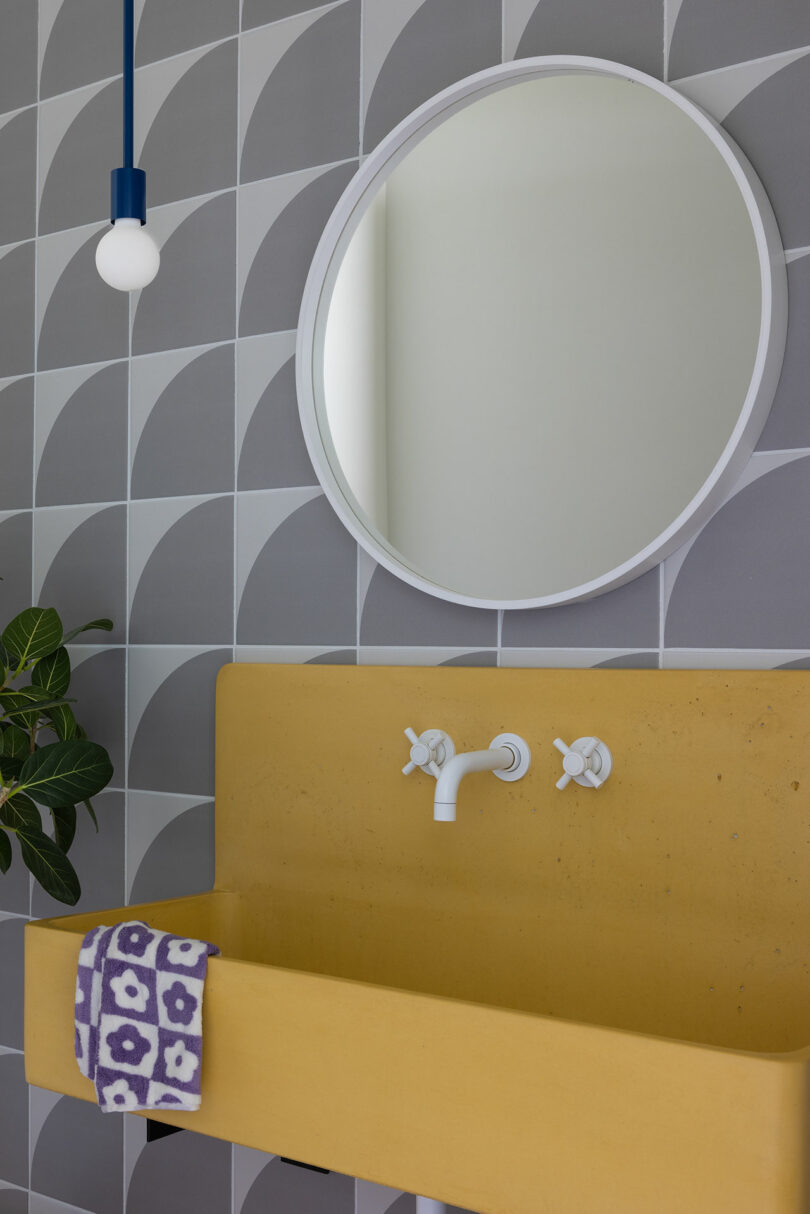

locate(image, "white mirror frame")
[[296, 55, 787, 610]]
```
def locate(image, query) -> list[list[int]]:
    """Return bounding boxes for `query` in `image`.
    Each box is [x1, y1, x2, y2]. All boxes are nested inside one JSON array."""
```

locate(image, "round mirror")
[[297, 57, 786, 608]]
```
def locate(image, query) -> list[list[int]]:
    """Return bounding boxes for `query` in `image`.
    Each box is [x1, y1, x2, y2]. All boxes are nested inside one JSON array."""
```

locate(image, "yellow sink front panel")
[[24, 664, 810, 1213]]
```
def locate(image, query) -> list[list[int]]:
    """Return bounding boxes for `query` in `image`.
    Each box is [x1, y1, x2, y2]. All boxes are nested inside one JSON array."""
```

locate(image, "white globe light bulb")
[[95, 217, 160, 291]]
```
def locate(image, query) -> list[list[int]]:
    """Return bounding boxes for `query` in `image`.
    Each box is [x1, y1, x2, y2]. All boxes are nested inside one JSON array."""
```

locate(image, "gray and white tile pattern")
[[1, 2, 807, 1211]]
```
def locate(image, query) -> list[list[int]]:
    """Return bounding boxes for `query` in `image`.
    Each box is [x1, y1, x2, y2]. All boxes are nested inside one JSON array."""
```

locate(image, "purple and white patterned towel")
[[74, 920, 219, 1114]]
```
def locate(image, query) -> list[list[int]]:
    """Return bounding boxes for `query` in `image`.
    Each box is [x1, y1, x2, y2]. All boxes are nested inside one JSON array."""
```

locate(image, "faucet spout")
[[434, 746, 515, 821]]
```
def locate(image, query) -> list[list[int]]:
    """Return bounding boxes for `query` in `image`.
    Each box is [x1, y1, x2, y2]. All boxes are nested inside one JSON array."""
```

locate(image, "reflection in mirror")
[[302, 64, 785, 606]]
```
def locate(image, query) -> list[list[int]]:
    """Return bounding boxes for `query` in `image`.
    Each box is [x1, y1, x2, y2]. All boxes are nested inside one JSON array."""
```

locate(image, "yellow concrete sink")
[[25, 665, 810, 1214]]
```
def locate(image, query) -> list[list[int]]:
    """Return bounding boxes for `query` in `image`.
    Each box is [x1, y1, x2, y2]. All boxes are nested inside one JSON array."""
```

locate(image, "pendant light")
[[95, 0, 160, 291]]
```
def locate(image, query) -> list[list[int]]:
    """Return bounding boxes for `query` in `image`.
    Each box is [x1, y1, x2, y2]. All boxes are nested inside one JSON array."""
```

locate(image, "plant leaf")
[[61, 618, 113, 645], [0, 687, 75, 729], [0, 790, 42, 831], [0, 724, 29, 760], [0, 757, 22, 783], [32, 647, 70, 697], [0, 641, 10, 682], [45, 702, 77, 742], [82, 798, 98, 830], [2, 607, 63, 665], [0, 829, 10, 874], [51, 804, 77, 854], [17, 740, 113, 808], [17, 826, 80, 905]]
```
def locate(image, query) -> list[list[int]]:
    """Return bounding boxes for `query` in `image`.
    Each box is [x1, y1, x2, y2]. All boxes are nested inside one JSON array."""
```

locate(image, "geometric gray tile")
[[360, 565, 498, 648], [0, 1054, 27, 1188], [70, 638, 126, 778], [668, 0, 810, 80], [232, 1146, 275, 1214], [439, 651, 497, 666], [240, 2, 360, 183], [665, 456, 810, 648], [37, 506, 126, 644], [387, 1198, 476, 1214], [29, 1198, 100, 1214], [0, 919, 25, 1050], [0, 243, 34, 376], [0, 513, 33, 624], [239, 162, 356, 337], [239, 1158, 354, 1214], [136, 0, 239, 66], [0, 108, 36, 245], [501, 568, 660, 649], [305, 649, 356, 664], [126, 1130, 230, 1214], [128, 649, 230, 795], [756, 253, 810, 451], [513, 0, 663, 77], [125, 791, 209, 901], [131, 192, 236, 356], [131, 346, 235, 499], [129, 497, 234, 644], [242, 0, 328, 30], [362, 0, 501, 153], [140, 42, 237, 208], [237, 357, 316, 490], [237, 495, 356, 644], [360, 646, 493, 667], [37, 364, 128, 506], [0, 0, 36, 113], [40, 0, 121, 100], [31, 790, 125, 918], [0, 379, 33, 510], [30, 1095, 123, 1214], [128, 801, 214, 905], [37, 231, 129, 372], [722, 55, 810, 251], [39, 80, 120, 236], [0, 1189, 28, 1214], [592, 652, 659, 669], [355, 1179, 402, 1214]]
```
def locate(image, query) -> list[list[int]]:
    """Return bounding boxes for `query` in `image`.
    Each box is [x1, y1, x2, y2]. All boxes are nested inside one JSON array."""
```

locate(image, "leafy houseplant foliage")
[[0, 608, 114, 905]]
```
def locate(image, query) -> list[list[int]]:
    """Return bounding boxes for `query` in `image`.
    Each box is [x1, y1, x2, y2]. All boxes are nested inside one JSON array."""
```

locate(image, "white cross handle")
[[402, 727, 455, 779], [553, 736, 612, 790]]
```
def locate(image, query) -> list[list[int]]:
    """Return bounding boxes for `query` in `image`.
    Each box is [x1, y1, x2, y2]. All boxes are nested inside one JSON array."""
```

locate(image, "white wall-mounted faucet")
[[403, 727, 530, 821]]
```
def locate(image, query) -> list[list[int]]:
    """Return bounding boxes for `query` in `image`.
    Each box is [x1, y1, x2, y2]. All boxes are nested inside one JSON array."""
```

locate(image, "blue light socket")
[[110, 166, 146, 224]]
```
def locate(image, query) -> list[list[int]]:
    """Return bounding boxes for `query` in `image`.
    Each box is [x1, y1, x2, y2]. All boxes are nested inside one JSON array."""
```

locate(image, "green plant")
[[0, 607, 114, 905]]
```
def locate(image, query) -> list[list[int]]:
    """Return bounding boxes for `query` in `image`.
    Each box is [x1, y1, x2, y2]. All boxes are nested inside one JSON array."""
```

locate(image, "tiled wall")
[[1, 1, 809, 1211]]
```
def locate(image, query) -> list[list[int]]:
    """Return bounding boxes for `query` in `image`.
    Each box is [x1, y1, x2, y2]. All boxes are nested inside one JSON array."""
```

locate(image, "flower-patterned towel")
[[74, 920, 219, 1113]]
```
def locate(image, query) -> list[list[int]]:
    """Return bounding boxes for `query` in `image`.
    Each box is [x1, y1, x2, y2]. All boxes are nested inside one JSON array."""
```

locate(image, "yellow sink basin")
[[25, 664, 810, 1214]]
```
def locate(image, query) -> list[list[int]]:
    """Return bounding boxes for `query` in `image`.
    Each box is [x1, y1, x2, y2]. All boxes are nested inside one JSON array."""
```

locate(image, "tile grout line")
[[663, 0, 669, 83], [497, 0, 506, 659], [233, 0, 243, 697], [658, 562, 665, 666], [356, 0, 364, 665], [29, 11, 42, 1198], [232, 13, 243, 1201]]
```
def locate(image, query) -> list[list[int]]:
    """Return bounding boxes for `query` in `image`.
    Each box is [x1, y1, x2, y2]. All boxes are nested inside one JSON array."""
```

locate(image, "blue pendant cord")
[[109, 0, 146, 222], [123, 0, 134, 168]]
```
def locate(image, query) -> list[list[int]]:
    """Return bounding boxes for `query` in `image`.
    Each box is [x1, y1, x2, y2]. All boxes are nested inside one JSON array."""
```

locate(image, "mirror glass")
[[299, 63, 785, 607]]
